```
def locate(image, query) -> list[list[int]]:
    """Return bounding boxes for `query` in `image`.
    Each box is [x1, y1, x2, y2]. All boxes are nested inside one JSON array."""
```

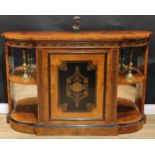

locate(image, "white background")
[[0, 0, 155, 154]]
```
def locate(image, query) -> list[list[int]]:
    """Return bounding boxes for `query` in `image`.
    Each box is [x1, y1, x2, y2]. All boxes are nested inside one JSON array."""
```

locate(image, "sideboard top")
[[1, 31, 152, 41]]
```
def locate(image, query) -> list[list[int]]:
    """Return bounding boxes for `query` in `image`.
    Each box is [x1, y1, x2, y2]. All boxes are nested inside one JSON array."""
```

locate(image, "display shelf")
[[15, 97, 37, 112], [9, 65, 37, 85], [117, 97, 139, 112], [10, 97, 38, 125], [9, 98, 142, 127], [10, 75, 36, 85], [11, 111, 37, 124], [118, 74, 144, 84], [117, 98, 142, 124], [14, 65, 36, 73], [16, 97, 37, 106], [118, 68, 144, 84]]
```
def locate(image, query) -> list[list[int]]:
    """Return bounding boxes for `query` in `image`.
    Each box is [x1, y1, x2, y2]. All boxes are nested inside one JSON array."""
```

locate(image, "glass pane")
[[8, 47, 37, 123], [117, 47, 146, 113]]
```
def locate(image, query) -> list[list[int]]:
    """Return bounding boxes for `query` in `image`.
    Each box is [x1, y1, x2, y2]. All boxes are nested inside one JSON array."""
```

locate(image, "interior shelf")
[[11, 111, 37, 124], [10, 97, 142, 126], [10, 97, 37, 124], [9, 65, 36, 85], [15, 97, 37, 106], [10, 75, 36, 85], [117, 98, 142, 124], [118, 72, 144, 84], [117, 98, 139, 113]]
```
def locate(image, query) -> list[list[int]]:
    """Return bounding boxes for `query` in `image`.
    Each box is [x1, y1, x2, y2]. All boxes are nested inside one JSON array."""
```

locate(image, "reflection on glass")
[[8, 47, 37, 119], [117, 47, 145, 114]]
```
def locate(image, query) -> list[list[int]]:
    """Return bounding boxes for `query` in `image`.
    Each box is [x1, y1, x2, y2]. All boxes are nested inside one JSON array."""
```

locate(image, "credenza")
[[2, 31, 152, 135]]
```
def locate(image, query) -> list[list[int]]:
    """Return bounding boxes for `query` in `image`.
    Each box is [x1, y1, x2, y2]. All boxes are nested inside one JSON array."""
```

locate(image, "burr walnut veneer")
[[2, 31, 152, 135]]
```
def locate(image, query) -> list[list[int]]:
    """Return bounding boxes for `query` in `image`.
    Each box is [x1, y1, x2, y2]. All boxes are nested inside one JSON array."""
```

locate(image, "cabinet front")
[[43, 50, 108, 121]]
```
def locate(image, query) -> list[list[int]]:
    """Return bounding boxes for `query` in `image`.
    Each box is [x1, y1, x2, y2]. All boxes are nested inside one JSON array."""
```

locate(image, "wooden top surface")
[[1, 31, 152, 41]]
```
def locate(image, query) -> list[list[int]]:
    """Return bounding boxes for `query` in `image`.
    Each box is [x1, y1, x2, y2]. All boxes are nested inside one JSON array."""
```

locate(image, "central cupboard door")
[[49, 53, 106, 120]]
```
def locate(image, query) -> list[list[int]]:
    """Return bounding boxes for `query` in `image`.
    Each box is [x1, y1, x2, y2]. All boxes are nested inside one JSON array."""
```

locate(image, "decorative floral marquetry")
[[58, 61, 97, 112], [59, 62, 68, 71], [66, 66, 88, 108]]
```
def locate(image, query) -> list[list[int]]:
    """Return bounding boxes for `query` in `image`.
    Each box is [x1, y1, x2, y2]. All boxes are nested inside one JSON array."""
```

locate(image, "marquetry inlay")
[[66, 66, 88, 108], [58, 61, 97, 112]]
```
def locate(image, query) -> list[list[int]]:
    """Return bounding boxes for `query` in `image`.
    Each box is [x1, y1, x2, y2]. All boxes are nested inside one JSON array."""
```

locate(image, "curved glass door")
[[117, 46, 147, 123], [8, 47, 37, 124]]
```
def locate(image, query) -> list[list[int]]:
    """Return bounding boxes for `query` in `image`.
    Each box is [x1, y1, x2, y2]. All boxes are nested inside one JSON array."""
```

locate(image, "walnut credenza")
[[2, 31, 152, 135]]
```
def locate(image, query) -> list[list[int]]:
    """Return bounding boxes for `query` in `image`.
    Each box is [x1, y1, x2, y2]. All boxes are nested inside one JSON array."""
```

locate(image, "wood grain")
[[3, 31, 152, 135], [1, 114, 155, 138], [2, 31, 152, 41], [49, 53, 105, 119]]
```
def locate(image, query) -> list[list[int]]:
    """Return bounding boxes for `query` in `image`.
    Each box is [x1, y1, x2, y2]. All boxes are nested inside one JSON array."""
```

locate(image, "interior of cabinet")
[[117, 46, 146, 122], [8, 47, 37, 124]]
